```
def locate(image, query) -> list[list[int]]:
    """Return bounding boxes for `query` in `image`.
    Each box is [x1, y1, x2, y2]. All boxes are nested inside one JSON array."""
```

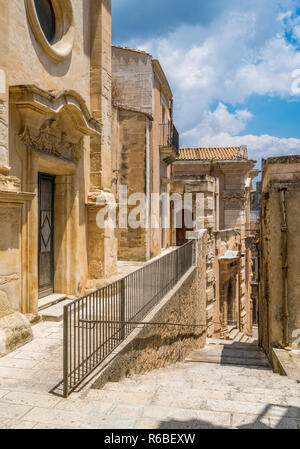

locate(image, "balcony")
[[160, 123, 179, 163]]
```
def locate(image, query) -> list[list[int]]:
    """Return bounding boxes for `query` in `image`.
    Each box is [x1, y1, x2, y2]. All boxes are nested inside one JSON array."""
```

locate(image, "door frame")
[[38, 173, 55, 299]]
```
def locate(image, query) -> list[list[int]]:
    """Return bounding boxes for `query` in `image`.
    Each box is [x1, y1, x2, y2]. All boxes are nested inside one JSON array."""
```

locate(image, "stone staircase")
[[85, 336, 300, 429], [226, 326, 257, 344], [185, 338, 269, 367], [38, 294, 76, 321]]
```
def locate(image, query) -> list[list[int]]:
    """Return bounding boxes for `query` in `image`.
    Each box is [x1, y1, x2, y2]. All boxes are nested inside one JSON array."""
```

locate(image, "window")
[[34, 0, 56, 44], [25, 0, 75, 61]]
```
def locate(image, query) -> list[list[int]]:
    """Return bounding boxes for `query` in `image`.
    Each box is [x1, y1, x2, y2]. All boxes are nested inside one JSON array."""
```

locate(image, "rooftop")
[[177, 146, 248, 162]]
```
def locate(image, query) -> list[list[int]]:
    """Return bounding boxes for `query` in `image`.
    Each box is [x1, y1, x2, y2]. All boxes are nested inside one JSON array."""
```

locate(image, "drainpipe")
[[279, 188, 289, 348]]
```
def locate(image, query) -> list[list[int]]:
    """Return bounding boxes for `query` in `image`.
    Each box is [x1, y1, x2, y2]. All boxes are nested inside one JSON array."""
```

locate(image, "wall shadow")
[[157, 404, 300, 429]]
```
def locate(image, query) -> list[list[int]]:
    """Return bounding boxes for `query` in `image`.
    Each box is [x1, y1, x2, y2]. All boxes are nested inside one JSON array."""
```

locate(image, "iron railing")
[[63, 240, 195, 397], [160, 123, 179, 152]]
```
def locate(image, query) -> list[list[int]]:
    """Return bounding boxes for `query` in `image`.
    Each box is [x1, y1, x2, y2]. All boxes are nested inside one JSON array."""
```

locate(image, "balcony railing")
[[160, 123, 179, 153]]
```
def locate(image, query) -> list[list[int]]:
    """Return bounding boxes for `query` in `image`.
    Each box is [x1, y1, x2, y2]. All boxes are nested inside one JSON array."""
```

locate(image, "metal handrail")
[[160, 123, 179, 152], [63, 240, 195, 397]]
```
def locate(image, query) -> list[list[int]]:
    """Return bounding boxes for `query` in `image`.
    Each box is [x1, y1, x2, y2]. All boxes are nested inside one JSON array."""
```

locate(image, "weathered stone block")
[[0, 312, 33, 357]]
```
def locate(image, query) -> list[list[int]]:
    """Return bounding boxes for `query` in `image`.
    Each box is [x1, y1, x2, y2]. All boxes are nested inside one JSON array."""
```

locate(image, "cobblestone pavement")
[[0, 321, 299, 429]]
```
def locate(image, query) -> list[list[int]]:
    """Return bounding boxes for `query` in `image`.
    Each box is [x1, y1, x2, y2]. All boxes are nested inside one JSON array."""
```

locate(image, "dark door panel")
[[38, 174, 55, 299]]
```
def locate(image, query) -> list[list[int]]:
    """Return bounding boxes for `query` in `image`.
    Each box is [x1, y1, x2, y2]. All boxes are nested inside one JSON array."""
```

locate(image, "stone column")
[[87, 0, 117, 282], [186, 177, 216, 337]]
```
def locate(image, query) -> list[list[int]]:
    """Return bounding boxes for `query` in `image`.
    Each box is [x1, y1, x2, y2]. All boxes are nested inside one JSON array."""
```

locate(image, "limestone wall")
[[5, 0, 90, 106], [117, 109, 149, 261], [260, 158, 300, 354], [91, 232, 207, 389], [112, 47, 153, 117]]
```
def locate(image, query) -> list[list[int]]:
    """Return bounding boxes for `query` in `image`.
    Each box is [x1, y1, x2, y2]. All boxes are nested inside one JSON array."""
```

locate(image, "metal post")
[[120, 278, 126, 340], [63, 305, 69, 398]]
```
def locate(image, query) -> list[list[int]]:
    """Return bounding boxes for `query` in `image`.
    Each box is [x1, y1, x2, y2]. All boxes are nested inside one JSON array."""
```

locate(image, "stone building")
[[111, 46, 179, 261], [259, 156, 300, 364], [0, 0, 117, 354], [172, 146, 256, 338]]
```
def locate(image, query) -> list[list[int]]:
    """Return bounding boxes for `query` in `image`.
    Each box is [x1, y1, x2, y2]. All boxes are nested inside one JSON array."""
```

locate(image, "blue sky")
[[112, 1, 300, 166]]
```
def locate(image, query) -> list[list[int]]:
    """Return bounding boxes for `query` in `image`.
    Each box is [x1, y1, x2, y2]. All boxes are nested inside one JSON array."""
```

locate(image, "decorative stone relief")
[[0, 290, 14, 317], [0, 99, 5, 113], [223, 191, 246, 209], [20, 120, 81, 162], [0, 274, 19, 286], [0, 174, 21, 192]]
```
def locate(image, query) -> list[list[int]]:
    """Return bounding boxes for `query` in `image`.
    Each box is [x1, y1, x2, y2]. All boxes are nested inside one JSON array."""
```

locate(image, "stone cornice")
[[114, 104, 154, 122], [10, 85, 102, 137], [0, 190, 35, 203]]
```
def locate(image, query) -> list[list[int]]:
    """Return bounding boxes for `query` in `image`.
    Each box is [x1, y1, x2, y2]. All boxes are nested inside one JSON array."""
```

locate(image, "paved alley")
[[0, 321, 299, 429]]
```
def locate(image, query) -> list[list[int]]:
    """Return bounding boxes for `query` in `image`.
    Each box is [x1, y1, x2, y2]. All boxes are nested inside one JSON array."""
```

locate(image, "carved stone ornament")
[[20, 120, 81, 162], [223, 191, 247, 208]]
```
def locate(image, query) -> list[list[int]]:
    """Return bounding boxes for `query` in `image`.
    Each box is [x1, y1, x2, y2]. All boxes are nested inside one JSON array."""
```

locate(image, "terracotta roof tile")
[[177, 147, 248, 161]]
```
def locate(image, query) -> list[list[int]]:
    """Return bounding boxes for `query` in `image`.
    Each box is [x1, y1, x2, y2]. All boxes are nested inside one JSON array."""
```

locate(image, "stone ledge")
[[0, 312, 33, 357], [272, 348, 300, 383]]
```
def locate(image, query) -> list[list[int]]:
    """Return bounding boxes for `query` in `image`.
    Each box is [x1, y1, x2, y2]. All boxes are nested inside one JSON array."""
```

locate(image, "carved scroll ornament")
[[20, 120, 81, 162]]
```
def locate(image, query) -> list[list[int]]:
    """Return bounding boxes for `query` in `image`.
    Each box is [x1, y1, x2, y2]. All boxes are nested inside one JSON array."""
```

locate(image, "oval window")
[[25, 0, 75, 61], [34, 0, 56, 44]]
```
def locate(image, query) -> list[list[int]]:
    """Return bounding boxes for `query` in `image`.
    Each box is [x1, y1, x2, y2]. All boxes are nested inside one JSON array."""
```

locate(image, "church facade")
[[0, 0, 117, 354]]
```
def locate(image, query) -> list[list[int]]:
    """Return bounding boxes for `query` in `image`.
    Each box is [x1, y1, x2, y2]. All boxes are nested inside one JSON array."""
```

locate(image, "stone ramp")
[[273, 348, 300, 383], [185, 339, 270, 368]]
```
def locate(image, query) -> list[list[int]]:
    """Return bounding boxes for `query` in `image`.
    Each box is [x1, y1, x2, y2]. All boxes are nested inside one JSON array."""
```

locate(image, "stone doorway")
[[227, 278, 237, 327], [176, 209, 193, 246], [38, 173, 55, 299]]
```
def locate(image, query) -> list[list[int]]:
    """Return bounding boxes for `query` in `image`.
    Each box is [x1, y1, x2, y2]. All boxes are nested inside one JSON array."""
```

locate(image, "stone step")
[[207, 338, 258, 347], [188, 348, 268, 361], [40, 299, 74, 322], [135, 375, 298, 393], [235, 332, 245, 342], [241, 335, 249, 343], [185, 354, 270, 367], [38, 294, 67, 311], [206, 342, 263, 353], [102, 377, 299, 398], [229, 329, 239, 340], [133, 369, 299, 392]]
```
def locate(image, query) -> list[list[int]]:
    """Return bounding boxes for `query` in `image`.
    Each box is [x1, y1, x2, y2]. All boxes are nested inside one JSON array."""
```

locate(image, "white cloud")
[[293, 25, 300, 42], [183, 103, 253, 139], [182, 104, 300, 161], [127, 1, 300, 161], [135, 17, 300, 126]]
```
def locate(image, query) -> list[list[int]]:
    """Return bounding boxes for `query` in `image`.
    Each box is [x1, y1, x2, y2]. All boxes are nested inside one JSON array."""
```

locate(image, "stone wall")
[[92, 231, 207, 389], [117, 109, 150, 261], [112, 47, 153, 117], [260, 156, 300, 355]]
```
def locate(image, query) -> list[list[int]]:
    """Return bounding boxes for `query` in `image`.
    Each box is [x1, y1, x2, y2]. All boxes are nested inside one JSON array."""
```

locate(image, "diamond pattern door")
[[38, 174, 55, 299]]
